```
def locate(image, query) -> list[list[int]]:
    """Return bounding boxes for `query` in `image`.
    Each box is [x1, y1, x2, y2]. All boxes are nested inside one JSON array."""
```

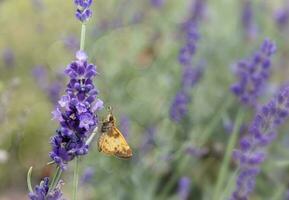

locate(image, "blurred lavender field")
[[1, 0, 289, 199]]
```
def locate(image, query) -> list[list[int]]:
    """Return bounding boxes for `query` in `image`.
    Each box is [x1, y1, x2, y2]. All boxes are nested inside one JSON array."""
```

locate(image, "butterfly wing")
[[97, 127, 132, 159]]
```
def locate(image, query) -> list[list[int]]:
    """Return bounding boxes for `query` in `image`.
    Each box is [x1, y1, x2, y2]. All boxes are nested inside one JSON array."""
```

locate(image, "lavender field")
[[0, 0, 289, 199]]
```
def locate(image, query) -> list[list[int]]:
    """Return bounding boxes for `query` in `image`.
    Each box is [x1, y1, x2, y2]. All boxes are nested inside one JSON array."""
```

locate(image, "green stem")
[[49, 166, 62, 193], [80, 23, 86, 51], [73, 156, 80, 200], [200, 96, 233, 145], [213, 108, 245, 200], [159, 97, 233, 199], [27, 166, 33, 193]]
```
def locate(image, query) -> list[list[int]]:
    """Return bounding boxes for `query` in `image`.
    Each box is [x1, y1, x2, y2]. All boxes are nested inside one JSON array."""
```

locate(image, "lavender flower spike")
[[230, 86, 289, 200], [28, 177, 64, 200], [241, 0, 257, 40], [178, 177, 191, 200], [231, 39, 277, 106], [170, 90, 191, 122], [74, 0, 93, 22], [50, 50, 103, 169]]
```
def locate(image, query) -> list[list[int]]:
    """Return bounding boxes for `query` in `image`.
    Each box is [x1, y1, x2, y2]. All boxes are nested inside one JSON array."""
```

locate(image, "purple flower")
[[81, 167, 95, 184], [150, 0, 165, 8], [32, 65, 49, 90], [189, 0, 206, 23], [178, 177, 191, 200], [182, 65, 203, 89], [48, 81, 63, 105], [32, 66, 64, 105], [231, 39, 277, 106], [74, 0, 93, 22], [274, 7, 289, 29], [241, 0, 257, 40], [169, 0, 205, 122], [230, 86, 289, 199], [2, 48, 14, 68], [49, 51, 103, 169], [170, 91, 191, 122], [28, 177, 64, 200]]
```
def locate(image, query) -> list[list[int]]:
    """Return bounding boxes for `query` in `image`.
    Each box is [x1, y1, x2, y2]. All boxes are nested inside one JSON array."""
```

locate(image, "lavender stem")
[[213, 108, 245, 200], [80, 24, 86, 51], [48, 166, 62, 193], [73, 156, 80, 200]]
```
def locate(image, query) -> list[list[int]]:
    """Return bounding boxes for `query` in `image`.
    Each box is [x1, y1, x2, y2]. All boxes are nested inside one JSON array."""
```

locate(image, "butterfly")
[[97, 107, 133, 159]]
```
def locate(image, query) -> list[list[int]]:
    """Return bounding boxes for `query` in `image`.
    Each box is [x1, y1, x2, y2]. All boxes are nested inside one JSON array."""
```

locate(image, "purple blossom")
[[28, 177, 64, 200], [32, 66, 64, 105], [2, 48, 15, 68], [49, 51, 103, 169], [178, 177, 191, 200], [274, 7, 289, 29], [170, 91, 191, 122], [241, 0, 257, 40], [231, 39, 277, 106], [189, 0, 206, 23], [150, 0, 165, 8], [169, 0, 205, 122], [48, 81, 63, 105], [230, 86, 289, 199], [74, 0, 93, 22], [32, 65, 49, 90], [81, 167, 95, 184]]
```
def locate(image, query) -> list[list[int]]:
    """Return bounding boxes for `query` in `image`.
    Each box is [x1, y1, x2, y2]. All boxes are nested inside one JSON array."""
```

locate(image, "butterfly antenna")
[[107, 106, 113, 114]]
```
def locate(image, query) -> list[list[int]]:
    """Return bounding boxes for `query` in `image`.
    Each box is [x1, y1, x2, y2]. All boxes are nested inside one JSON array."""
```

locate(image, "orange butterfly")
[[97, 107, 133, 159]]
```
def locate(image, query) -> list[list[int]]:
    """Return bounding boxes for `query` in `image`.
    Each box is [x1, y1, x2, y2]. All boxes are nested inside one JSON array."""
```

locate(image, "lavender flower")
[[231, 39, 277, 106], [150, 0, 165, 8], [230, 86, 289, 199], [48, 81, 63, 105], [178, 177, 191, 200], [50, 50, 103, 169], [28, 177, 64, 200], [32, 65, 49, 90], [189, 0, 206, 23], [170, 91, 191, 122], [169, 0, 205, 122], [274, 7, 289, 29], [32, 66, 64, 105], [81, 167, 95, 184], [241, 0, 257, 40], [74, 0, 93, 22], [2, 48, 14, 68]]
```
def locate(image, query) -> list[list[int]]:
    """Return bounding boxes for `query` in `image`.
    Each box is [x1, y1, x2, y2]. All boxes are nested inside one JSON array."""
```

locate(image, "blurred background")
[[0, 0, 289, 199]]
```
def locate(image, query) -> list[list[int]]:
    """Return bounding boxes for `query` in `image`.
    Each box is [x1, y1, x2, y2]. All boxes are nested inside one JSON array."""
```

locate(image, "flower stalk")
[[213, 108, 245, 200]]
